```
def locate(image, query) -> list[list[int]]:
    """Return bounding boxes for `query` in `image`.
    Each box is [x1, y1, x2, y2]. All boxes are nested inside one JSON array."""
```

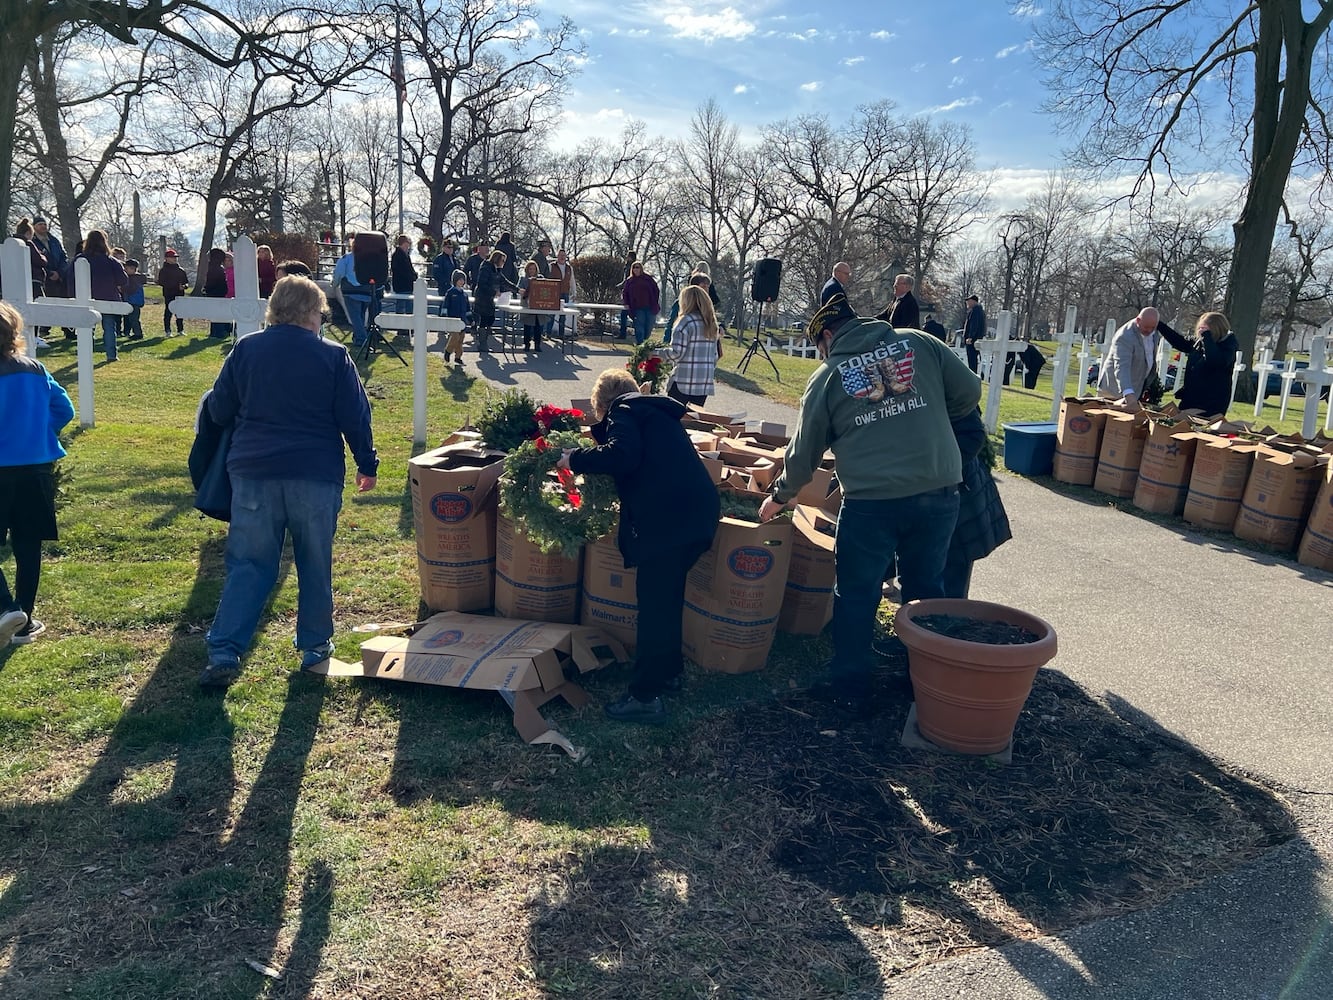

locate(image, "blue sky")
[[555, 1, 1055, 181]]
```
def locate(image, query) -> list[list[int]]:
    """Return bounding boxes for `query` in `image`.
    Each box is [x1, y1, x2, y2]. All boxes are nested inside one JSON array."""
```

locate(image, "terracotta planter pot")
[[894, 598, 1058, 755]]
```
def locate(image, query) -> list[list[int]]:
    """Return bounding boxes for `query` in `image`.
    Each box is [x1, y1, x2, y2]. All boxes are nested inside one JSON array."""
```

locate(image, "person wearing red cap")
[[156, 249, 190, 336]]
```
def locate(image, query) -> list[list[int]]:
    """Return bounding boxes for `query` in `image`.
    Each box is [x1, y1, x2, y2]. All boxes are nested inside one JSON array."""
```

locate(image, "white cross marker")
[[166, 236, 266, 337], [374, 278, 465, 445], [978, 310, 1014, 434], [1048, 304, 1078, 420]]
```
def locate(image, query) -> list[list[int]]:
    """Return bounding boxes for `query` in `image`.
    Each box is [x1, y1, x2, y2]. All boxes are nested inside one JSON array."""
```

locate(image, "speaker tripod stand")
[[737, 298, 781, 382], [353, 283, 408, 367]]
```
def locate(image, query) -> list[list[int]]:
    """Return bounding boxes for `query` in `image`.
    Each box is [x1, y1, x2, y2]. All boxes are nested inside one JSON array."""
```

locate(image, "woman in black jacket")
[[559, 369, 720, 724], [494, 231, 520, 287], [472, 250, 517, 354], [1156, 311, 1239, 418], [204, 247, 230, 339]]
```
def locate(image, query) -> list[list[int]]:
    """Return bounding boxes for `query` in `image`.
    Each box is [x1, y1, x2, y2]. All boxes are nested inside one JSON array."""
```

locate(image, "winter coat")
[[622, 273, 660, 313], [1157, 321, 1239, 418]]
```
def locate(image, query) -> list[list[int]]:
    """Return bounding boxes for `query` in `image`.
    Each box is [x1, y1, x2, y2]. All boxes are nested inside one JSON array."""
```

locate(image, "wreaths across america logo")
[[838, 342, 916, 402]]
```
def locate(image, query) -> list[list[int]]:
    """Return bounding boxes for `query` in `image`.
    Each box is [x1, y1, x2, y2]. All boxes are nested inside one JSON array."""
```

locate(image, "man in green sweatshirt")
[[759, 295, 981, 703]]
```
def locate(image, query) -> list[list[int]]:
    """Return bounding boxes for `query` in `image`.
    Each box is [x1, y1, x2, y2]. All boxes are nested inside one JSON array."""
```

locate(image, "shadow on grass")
[[0, 538, 333, 999], [376, 656, 1303, 998], [1013, 473, 1333, 588]]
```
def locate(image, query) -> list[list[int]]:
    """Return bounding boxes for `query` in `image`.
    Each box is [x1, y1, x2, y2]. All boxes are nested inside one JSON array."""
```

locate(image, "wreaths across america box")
[[310, 613, 625, 753]]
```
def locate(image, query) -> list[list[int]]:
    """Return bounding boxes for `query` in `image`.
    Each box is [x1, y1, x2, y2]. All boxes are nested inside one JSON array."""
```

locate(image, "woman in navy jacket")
[[0, 302, 76, 646], [559, 369, 719, 724]]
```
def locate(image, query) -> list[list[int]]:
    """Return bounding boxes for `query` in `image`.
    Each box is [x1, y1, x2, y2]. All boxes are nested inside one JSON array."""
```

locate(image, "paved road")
[[465, 337, 1333, 999]]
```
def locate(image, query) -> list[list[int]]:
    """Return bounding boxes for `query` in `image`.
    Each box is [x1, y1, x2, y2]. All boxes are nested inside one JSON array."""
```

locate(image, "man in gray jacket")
[[1098, 307, 1162, 407]]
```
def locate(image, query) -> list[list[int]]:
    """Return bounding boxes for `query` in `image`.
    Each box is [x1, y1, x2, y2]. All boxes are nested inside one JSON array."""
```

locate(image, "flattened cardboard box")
[[580, 529, 638, 653], [494, 514, 582, 623], [1053, 397, 1113, 485], [1233, 448, 1327, 550], [1297, 460, 1333, 570], [1183, 435, 1259, 531], [683, 516, 793, 674], [778, 505, 836, 635], [311, 612, 625, 751], [410, 443, 507, 611], [1134, 415, 1200, 515], [1090, 408, 1149, 498]]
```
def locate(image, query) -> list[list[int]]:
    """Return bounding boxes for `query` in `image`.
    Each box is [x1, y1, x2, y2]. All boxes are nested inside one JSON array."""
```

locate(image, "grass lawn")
[[0, 312, 1300, 998]]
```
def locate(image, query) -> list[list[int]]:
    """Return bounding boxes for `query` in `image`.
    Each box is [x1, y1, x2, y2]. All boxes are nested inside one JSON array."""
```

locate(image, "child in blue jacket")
[[443, 270, 470, 366], [123, 259, 147, 340]]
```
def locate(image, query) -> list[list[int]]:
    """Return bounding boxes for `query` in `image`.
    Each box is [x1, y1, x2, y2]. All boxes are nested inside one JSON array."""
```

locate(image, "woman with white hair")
[[199, 276, 379, 687]]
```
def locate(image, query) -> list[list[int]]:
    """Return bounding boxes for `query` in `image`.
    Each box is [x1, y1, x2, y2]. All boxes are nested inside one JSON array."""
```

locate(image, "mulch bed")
[[720, 661, 1295, 947]]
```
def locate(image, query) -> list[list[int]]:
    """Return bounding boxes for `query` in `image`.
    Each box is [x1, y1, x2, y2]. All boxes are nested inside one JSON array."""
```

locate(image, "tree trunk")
[[0, 34, 31, 228]]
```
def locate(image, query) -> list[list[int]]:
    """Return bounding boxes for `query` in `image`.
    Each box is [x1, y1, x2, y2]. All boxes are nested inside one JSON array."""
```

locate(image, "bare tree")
[[878, 118, 990, 288], [1028, 0, 1333, 376], [1266, 200, 1333, 356]]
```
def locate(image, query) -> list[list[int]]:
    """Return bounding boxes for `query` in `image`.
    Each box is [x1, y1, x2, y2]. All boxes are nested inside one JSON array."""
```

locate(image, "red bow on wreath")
[[556, 467, 581, 508]]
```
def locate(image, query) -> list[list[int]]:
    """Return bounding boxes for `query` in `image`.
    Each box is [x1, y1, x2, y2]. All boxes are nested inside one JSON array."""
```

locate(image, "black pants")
[[0, 535, 43, 617], [667, 382, 706, 407], [630, 539, 710, 699], [1023, 367, 1042, 390], [1003, 352, 1017, 385], [966, 344, 979, 373]]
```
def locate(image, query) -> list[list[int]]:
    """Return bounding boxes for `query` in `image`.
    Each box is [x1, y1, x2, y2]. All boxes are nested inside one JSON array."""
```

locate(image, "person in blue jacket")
[[0, 302, 76, 646], [199, 276, 379, 687]]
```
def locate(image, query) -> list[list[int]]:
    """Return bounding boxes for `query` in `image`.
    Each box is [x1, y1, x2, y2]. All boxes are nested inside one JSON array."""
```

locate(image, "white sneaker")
[[0, 608, 27, 646]]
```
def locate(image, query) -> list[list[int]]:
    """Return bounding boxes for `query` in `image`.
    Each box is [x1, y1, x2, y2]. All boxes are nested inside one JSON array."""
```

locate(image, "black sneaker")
[[10, 617, 45, 645], [604, 693, 667, 725], [198, 660, 241, 688]]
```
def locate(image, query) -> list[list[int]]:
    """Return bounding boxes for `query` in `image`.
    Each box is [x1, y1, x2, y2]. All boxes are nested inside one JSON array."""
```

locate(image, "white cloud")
[[788, 28, 818, 41], [923, 96, 981, 114], [911, 61, 927, 73], [734, 84, 749, 94], [661, 5, 756, 42], [950, 75, 965, 87], [951, 55, 963, 64], [626, 28, 649, 37], [996, 40, 1035, 58], [841, 56, 865, 67], [1012, 2, 1043, 17], [800, 81, 822, 92], [869, 30, 894, 40], [592, 107, 627, 121]]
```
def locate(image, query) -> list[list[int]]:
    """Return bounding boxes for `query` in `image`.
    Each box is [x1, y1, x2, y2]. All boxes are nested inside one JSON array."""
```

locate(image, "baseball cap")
[[165, 249, 178, 257], [33, 216, 47, 225]]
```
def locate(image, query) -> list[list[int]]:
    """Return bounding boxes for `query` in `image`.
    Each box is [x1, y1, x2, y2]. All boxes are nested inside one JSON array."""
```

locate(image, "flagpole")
[[395, 6, 406, 237]]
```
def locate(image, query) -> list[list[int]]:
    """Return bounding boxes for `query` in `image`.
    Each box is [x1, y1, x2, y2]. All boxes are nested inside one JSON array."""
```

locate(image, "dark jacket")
[[33, 232, 67, 277], [473, 261, 515, 303], [1021, 342, 1046, 374], [819, 276, 845, 306], [207, 322, 379, 486], [963, 302, 986, 344], [23, 240, 47, 292], [1156, 321, 1239, 418], [189, 389, 233, 521], [81, 252, 128, 302], [391, 247, 416, 294], [887, 291, 920, 330], [494, 237, 520, 286], [622, 273, 660, 313], [204, 262, 227, 298], [258, 258, 278, 298], [463, 252, 485, 287], [157, 260, 189, 302], [922, 318, 948, 342], [432, 252, 459, 290], [443, 285, 470, 320], [568, 393, 719, 567], [946, 408, 1011, 568]]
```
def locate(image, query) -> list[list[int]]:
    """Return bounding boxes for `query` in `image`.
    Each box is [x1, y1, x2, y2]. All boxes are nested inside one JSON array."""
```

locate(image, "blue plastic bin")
[[1002, 422, 1059, 476]]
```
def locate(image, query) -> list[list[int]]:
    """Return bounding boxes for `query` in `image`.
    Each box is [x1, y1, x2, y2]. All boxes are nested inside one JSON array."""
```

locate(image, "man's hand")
[[556, 449, 573, 471], [759, 496, 790, 522], [356, 473, 377, 493]]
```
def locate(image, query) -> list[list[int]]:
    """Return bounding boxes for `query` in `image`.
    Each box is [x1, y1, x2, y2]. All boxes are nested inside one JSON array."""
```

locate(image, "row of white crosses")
[[1, 237, 130, 427]]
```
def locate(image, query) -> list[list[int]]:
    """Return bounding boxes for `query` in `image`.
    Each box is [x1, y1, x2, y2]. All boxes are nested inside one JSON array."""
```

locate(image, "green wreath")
[[627, 339, 670, 394], [499, 430, 619, 558]]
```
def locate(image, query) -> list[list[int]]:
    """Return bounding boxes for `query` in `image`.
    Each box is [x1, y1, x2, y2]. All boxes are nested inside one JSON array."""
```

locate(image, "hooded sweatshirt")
[[771, 317, 981, 503]]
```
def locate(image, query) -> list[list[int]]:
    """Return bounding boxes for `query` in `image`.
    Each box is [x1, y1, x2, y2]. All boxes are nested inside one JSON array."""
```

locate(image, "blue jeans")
[[206, 476, 344, 665], [829, 487, 961, 683], [344, 292, 371, 345], [632, 308, 654, 344], [101, 315, 119, 360]]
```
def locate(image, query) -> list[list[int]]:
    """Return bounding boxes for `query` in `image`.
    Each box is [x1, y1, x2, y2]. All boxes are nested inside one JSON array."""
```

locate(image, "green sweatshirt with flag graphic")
[[771, 317, 982, 503]]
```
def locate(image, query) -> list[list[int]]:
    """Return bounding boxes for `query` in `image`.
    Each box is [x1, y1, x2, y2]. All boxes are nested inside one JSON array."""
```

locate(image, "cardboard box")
[[1053, 397, 1112, 485], [1183, 436, 1259, 530], [409, 443, 507, 611], [712, 448, 778, 491], [579, 529, 638, 653], [310, 613, 625, 753], [494, 514, 583, 623], [682, 516, 794, 673], [1232, 448, 1327, 550], [526, 278, 562, 311], [1133, 416, 1199, 515], [682, 417, 739, 439], [1297, 460, 1333, 570], [1091, 408, 1149, 497], [778, 505, 837, 635], [684, 405, 747, 438]]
